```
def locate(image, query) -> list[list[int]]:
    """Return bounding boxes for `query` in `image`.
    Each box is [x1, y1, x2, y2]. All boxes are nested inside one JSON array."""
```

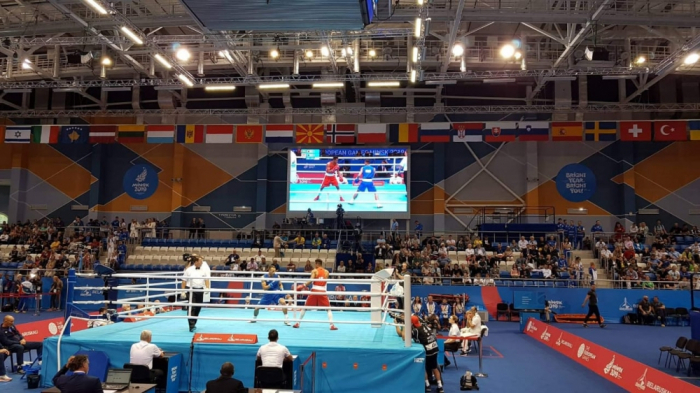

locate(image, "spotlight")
[[410, 69, 416, 83], [346, 47, 353, 56], [176, 48, 191, 61], [120, 26, 143, 45], [369, 49, 377, 58], [414, 18, 422, 38], [101, 57, 112, 66], [84, 0, 108, 15], [684, 53, 699, 65], [500, 44, 515, 59], [321, 46, 330, 57], [635, 56, 646, 65], [451, 43, 464, 57], [21, 59, 31, 70], [417, 0, 423, 4], [514, 51, 522, 60], [412, 46, 419, 63], [341, 48, 347, 57], [270, 48, 279, 59], [305, 50, 314, 59]]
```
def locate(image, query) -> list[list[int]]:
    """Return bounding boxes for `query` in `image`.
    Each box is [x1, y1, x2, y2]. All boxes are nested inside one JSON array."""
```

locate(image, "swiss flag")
[[654, 121, 687, 141], [619, 121, 651, 141]]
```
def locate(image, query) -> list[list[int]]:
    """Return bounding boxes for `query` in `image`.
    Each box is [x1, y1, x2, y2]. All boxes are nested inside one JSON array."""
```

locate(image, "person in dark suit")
[[52, 355, 103, 393], [205, 362, 246, 393]]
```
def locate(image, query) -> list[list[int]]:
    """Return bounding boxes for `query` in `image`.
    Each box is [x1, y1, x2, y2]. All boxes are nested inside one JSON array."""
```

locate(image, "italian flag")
[[31, 125, 59, 144]]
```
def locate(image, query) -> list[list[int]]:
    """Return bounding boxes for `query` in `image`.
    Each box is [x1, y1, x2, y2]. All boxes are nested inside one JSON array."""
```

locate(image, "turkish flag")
[[654, 121, 687, 141], [619, 121, 651, 141]]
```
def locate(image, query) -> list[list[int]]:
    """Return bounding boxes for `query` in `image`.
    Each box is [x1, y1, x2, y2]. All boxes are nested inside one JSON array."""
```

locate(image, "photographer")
[[404, 315, 444, 393]]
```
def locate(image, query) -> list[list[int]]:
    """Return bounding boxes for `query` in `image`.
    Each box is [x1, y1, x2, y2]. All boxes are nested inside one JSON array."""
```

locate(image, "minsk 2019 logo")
[[123, 164, 159, 200]]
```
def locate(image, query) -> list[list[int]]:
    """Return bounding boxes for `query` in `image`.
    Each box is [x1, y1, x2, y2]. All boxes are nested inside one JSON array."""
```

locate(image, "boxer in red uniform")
[[313, 156, 345, 202], [293, 259, 338, 330]]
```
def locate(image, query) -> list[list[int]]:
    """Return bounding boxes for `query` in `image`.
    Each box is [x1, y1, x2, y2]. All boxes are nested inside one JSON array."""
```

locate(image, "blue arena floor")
[[40, 308, 424, 393], [289, 183, 408, 212]]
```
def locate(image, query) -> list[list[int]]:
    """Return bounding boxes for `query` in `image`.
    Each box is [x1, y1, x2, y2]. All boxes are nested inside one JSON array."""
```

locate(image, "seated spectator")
[[0, 315, 43, 372], [52, 355, 101, 393], [510, 265, 520, 278], [129, 330, 164, 382], [320, 234, 331, 250], [206, 362, 246, 393], [254, 250, 266, 263], [291, 233, 306, 249], [336, 261, 346, 273], [446, 235, 456, 251], [311, 233, 322, 250], [246, 258, 258, 272], [0, 347, 10, 382], [303, 260, 313, 272], [652, 296, 667, 327], [637, 296, 655, 325]]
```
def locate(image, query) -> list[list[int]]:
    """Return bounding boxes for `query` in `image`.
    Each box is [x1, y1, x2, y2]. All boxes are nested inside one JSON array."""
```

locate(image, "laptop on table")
[[102, 369, 132, 392]]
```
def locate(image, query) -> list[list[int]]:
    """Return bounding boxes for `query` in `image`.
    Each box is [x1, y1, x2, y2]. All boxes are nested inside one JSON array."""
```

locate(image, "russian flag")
[[420, 123, 451, 142]]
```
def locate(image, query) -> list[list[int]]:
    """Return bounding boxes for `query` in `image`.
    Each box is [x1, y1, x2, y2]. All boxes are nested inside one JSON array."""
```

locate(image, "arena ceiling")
[[1, 0, 700, 117]]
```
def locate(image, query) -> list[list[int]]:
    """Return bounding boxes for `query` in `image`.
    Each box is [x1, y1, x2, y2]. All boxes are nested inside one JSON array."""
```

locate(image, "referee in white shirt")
[[256, 329, 293, 368], [129, 330, 164, 381], [181, 254, 210, 332]]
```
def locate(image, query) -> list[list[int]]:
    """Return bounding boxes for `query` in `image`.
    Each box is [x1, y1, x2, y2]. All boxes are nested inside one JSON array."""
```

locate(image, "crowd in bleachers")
[[595, 220, 700, 290]]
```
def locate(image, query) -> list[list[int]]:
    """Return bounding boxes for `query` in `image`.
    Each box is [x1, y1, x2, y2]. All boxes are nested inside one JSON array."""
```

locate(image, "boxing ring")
[[40, 268, 425, 393]]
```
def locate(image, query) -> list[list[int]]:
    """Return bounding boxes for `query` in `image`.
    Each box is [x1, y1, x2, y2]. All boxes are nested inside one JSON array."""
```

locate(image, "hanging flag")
[[517, 122, 550, 141], [619, 121, 652, 141], [419, 123, 451, 143], [59, 125, 89, 144], [235, 124, 263, 143], [31, 125, 59, 144], [689, 121, 700, 141], [264, 124, 294, 144], [388, 123, 418, 143], [5, 126, 31, 144], [483, 122, 518, 142], [356, 124, 386, 144], [654, 121, 687, 141], [584, 122, 617, 141], [550, 122, 583, 141], [295, 124, 324, 144], [325, 124, 356, 144], [205, 125, 234, 143], [146, 125, 175, 143], [451, 123, 483, 142], [177, 125, 204, 143], [89, 125, 117, 143], [117, 125, 145, 143]]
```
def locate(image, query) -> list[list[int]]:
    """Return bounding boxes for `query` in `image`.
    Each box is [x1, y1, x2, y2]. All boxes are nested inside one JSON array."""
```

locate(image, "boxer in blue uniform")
[[250, 266, 290, 326]]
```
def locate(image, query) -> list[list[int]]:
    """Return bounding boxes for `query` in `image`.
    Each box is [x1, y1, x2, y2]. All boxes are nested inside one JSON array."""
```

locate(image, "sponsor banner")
[[524, 318, 697, 392], [192, 333, 258, 344], [17, 317, 89, 342]]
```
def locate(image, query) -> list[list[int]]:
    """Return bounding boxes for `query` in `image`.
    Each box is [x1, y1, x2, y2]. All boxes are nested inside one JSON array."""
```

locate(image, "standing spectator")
[[391, 219, 399, 239], [49, 276, 63, 311], [414, 221, 423, 238]]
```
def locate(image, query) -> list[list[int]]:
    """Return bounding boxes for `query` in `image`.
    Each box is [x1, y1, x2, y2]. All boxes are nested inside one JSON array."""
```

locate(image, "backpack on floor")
[[460, 372, 479, 390]]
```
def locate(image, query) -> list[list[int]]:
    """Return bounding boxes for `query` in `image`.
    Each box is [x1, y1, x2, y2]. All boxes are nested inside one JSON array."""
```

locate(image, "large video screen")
[[288, 147, 409, 216]]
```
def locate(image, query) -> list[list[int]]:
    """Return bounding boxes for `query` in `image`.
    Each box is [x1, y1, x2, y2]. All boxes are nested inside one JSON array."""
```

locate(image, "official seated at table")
[[52, 355, 103, 393], [460, 307, 481, 354], [129, 330, 164, 382], [256, 329, 293, 388], [205, 362, 246, 393]]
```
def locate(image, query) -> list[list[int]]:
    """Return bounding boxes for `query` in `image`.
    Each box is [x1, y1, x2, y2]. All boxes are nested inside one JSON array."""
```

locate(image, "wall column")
[[619, 142, 637, 220], [255, 144, 268, 229], [88, 144, 103, 219], [433, 144, 446, 233], [525, 142, 539, 216], [8, 146, 28, 223], [169, 144, 186, 228]]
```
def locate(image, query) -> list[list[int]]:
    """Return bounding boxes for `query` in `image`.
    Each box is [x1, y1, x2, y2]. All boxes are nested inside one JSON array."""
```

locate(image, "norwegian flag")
[[325, 124, 356, 144]]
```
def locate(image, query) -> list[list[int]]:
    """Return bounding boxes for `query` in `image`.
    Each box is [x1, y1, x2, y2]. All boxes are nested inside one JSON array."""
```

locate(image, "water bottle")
[[466, 371, 472, 379]]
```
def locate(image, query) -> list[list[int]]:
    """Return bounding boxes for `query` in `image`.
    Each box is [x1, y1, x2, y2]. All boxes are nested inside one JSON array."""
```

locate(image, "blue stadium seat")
[[513, 281, 524, 287], [494, 280, 503, 286], [559, 272, 570, 279], [555, 281, 567, 288], [499, 271, 511, 279]]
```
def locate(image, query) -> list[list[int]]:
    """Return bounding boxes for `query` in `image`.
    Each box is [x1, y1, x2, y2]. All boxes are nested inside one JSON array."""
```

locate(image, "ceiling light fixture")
[[120, 26, 143, 45], [451, 43, 464, 57], [176, 48, 191, 61], [635, 56, 646, 65], [414, 18, 422, 38], [367, 81, 400, 87], [101, 57, 112, 66], [483, 78, 516, 83], [312, 82, 344, 88], [321, 46, 330, 57], [204, 85, 236, 91], [410, 69, 417, 83], [412, 46, 419, 63], [305, 50, 314, 59], [368, 49, 376, 58], [84, 0, 108, 15], [258, 83, 290, 89], [684, 53, 699, 65], [270, 48, 279, 59], [500, 44, 515, 59], [21, 59, 31, 70], [177, 74, 194, 87], [341, 48, 347, 57], [153, 54, 172, 69]]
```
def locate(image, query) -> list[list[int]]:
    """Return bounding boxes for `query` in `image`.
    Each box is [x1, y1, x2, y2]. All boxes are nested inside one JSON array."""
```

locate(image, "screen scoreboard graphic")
[[288, 147, 409, 214]]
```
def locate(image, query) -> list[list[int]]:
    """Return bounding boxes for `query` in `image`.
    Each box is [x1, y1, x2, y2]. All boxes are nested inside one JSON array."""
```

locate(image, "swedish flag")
[[584, 122, 617, 141]]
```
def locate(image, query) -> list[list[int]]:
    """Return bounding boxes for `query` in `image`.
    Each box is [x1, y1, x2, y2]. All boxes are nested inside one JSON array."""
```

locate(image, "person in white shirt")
[[254, 250, 266, 264], [129, 330, 164, 381], [443, 316, 461, 366], [181, 255, 210, 332], [460, 307, 482, 354], [256, 329, 293, 369]]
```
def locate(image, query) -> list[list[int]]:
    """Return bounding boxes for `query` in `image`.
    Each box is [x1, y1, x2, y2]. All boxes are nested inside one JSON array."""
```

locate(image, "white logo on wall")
[[123, 164, 158, 200], [526, 321, 537, 333], [547, 300, 563, 310], [555, 333, 573, 348], [636, 369, 647, 391], [603, 356, 624, 380], [48, 322, 58, 335], [576, 344, 596, 362], [619, 298, 634, 311], [540, 327, 551, 342]]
